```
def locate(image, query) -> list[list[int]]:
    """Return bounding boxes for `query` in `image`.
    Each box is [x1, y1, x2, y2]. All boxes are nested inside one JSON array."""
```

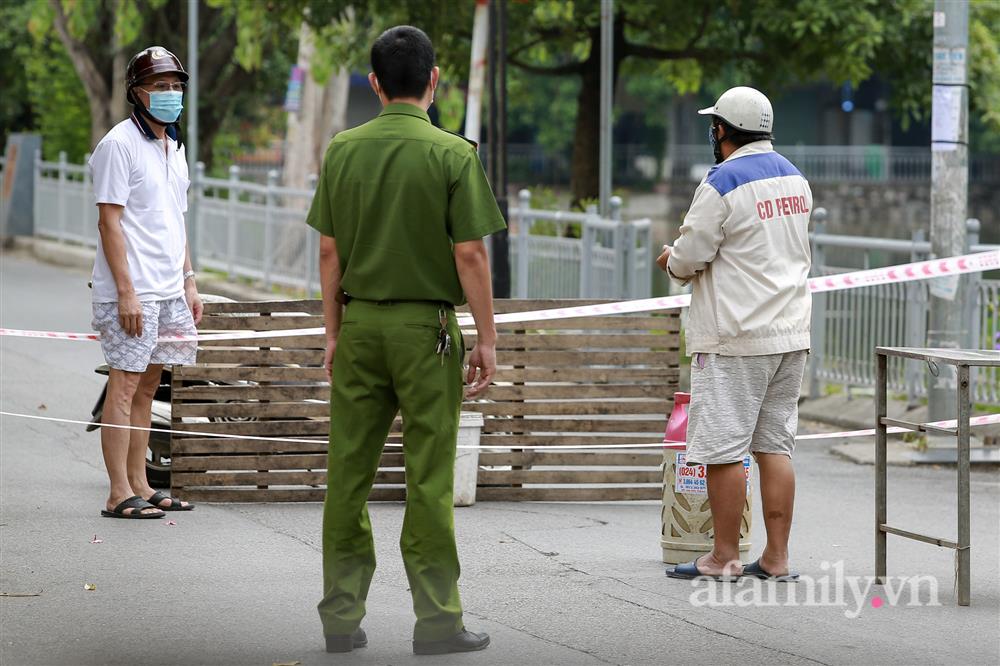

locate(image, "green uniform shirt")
[[305, 102, 506, 305]]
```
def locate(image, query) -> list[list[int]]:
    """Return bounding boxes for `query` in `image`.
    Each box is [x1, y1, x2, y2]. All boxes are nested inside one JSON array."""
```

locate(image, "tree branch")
[[624, 41, 764, 63], [49, 0, 109, 101], [685, 5, 712, 51], [508, 56, 586, 76]]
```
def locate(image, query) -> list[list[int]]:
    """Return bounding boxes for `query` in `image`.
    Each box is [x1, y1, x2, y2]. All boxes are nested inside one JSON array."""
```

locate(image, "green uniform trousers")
[[317, 300, 465, 641]]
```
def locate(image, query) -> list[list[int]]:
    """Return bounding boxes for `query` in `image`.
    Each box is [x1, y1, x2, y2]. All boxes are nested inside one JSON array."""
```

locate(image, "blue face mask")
[[146, 91, 183, 123]]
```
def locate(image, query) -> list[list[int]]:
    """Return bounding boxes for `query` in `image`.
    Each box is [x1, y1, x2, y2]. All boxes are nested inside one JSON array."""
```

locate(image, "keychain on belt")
[[434, 307, 451, 363]]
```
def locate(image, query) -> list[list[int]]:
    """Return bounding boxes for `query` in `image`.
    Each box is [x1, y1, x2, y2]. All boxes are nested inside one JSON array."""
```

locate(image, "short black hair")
[[371, 26, 435, 100], [714, 118, 773, 146]]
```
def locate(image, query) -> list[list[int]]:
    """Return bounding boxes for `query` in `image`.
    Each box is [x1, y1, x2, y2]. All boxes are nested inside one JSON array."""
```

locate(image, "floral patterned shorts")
[[91, 296, 197, 372]]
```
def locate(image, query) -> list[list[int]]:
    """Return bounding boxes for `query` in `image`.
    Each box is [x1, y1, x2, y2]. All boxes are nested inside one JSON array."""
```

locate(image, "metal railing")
[[673, 145, 1000, 183], [808, 215, 999, 405], [32, 152, 651, 299], [509, 189, 652, 300]]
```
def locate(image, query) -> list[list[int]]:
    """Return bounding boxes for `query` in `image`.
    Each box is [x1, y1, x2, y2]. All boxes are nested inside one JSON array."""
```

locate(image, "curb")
[[23, 237, 286, 303]]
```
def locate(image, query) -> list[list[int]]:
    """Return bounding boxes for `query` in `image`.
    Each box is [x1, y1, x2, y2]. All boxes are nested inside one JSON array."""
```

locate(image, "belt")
[[338, 292, 453, 309]]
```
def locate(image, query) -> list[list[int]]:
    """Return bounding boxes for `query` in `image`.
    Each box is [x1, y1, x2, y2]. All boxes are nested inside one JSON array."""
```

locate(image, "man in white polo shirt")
[[658, 87, 812, 581], [89, 46, 200, 518]]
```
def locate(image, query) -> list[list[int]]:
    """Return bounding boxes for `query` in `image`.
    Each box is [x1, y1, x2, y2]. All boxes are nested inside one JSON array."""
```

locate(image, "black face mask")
[[709, 124, 725, 164]]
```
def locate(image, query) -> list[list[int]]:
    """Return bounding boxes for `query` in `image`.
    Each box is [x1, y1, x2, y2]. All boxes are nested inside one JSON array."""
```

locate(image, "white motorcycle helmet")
[[698, 86, 773, 134]]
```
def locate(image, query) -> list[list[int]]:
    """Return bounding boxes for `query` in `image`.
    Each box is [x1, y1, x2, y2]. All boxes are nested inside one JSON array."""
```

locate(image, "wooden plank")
[[478, 451, 664, 466], [492, 368, 678, 383], [177, 488, 406, 503], [174, 385, 329, 401], [470, 401, 670, 416], [172, 453, 330, 471], [199, 335, 326, 348], [174, 366, 329, 382], [495, 316, 679, 331], [477, 470, 662, 484], [173, 401, 329, 419], [204, 300, 323, 315], [198, 314, 323, 331], [172, 420, 330, 435], [487, 351, 674, 366], [472, 334, 681, 350], [173, 366, 678, 384], [478, 435, 665, 447], [172, 438, 327, 454], [194, 349, 324, 365], [481, 418, 665, 433], [475, 486, 662, 501], [480, 385, 672, 400], [192, 348, 673, 369], [172, 470, 406, 487]]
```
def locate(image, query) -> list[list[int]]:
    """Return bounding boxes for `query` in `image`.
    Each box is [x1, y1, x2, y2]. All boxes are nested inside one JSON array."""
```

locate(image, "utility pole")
[[598, 0, 614, 217], [187, 0, 199, 269], [927, 0, 970, 423], [486, 0, 510, 297]]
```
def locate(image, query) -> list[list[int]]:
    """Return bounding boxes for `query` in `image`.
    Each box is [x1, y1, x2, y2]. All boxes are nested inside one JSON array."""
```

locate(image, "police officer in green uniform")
[[305, 26, 506, 656]]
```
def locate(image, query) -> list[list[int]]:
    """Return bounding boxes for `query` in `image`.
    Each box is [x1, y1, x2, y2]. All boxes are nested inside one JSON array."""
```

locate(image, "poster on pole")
[[931, 85, 962, 152]]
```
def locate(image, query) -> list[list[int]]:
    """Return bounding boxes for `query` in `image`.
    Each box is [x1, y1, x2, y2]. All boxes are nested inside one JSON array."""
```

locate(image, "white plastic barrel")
[[453, 411, 484, 507]]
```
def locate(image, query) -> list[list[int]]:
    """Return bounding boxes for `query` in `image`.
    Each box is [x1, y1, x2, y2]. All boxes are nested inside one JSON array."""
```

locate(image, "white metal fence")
[[808, 217, 1000, 405], [673, 145, 1000, 184], [32, 152, 652, 299], [509, 189, 652, 299]]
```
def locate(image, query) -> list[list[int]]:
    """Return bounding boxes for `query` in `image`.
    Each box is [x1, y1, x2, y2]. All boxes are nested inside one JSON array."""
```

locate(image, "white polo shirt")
[[89, 114, 190, 303]]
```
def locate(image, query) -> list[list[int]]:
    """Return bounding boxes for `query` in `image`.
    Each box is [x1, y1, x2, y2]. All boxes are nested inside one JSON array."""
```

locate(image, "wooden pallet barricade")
[[170, 299, 680, 502]]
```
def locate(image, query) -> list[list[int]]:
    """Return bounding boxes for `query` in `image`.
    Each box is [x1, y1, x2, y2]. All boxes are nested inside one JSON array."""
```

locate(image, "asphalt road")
[[2, 250, 999, 666]]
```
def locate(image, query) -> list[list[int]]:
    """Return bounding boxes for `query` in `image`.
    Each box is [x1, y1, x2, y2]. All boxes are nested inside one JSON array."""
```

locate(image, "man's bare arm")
[[96, 203, 143, 336], [454, 239, 496, 398]]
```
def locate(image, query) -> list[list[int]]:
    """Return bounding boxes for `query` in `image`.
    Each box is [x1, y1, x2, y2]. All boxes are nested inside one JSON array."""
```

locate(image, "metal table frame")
[[875, 347, 1000, 606]]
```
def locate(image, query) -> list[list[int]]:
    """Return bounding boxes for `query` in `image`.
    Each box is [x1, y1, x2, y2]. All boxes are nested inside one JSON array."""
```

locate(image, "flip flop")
[[743, 559, 800, 582], [101, 496, 165, 519], [666, 558, 741, 582], [145, 491, 194, 511]]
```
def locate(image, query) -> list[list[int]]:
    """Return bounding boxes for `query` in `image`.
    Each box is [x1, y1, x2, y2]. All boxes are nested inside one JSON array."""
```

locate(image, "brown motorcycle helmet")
[[125, 46, 188, 104]]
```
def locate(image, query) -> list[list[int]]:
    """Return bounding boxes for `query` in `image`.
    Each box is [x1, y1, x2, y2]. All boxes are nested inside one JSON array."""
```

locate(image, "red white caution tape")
[[1, 250, 997, 342], [1, 410, 998, 450]]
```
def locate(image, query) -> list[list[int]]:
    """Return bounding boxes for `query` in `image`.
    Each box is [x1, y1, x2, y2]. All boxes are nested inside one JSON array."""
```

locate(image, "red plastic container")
[[663, 391, 690, 449]]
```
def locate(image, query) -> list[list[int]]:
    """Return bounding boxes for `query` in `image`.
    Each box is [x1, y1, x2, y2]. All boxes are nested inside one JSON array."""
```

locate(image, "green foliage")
[[0, 0, 36, 151], [25, 35, 91, 161], [2, 0, 89, 160]]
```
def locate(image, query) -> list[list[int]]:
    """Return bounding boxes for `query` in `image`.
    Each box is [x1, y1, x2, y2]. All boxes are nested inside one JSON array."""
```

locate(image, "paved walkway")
[[2, 250, 999, 665]]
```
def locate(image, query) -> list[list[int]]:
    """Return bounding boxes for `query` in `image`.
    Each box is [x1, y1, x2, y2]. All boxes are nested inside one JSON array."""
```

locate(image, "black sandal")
[[146, 490, 194, 511], [101, 496, 165, 519]]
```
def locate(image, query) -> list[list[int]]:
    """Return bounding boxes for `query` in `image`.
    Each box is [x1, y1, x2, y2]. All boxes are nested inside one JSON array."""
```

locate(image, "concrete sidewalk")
[[3, 250, 1000, 665], [799, 392, 1000, 466]]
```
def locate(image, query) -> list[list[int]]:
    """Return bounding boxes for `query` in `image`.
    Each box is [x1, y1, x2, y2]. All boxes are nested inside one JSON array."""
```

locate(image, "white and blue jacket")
[[667, 140, 812, 356]]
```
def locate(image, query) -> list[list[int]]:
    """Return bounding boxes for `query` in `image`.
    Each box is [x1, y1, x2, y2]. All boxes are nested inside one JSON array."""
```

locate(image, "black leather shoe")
[[325, 627, 368, 653], [413, 629, 490, 655]]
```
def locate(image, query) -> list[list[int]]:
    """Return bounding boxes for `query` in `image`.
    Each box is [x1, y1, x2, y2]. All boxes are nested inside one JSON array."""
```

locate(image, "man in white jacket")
[[659, 87, 812, 581]]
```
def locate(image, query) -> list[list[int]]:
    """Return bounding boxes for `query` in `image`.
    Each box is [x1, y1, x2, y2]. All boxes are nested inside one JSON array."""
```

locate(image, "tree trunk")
[[569, 20, 624, 208], [570, 50, 600, 208], [49, 0, 113, 148], [110, 39, 129, 125], [283, 22, 351, 194], [282, 23, 319, 193]]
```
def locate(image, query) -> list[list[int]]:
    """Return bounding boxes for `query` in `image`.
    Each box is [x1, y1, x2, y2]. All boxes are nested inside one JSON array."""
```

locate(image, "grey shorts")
[[685, 350, 807, 465], [92, 296, 197, 372]]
